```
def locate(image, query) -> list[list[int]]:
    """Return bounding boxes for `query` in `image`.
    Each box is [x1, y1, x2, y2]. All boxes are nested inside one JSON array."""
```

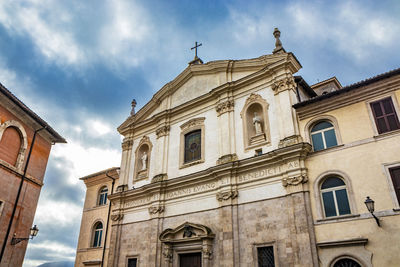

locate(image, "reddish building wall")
[[0, 103, 53, 267]]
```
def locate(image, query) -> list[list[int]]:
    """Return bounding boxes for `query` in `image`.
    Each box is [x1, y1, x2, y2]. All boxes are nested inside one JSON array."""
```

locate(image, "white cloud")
[[35, 201, 82, 227], [0, 0, 83, 65], [287, 1, 400, 62], [87, 119, 113, 136], [51, 139, 121, 184]]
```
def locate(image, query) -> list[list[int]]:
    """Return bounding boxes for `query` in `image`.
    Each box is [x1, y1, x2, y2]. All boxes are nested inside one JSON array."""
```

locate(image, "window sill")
[[309, 144, 345, 156], [316, 214, 360, 224], [373, 128, 400, 140], [179, 159, 204, 169]]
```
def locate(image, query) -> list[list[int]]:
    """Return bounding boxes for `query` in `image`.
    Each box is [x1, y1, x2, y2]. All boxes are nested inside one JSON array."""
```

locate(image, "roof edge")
[[0, 82, 67, 143]]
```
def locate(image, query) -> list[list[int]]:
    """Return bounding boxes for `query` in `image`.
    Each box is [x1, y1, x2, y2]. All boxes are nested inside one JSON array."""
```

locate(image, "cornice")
[[108, 142, 311, 204], [295, 75, 400, 120]]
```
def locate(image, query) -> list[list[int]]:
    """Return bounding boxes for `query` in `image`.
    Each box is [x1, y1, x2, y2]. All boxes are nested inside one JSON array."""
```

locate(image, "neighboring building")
[[75, 168, 119, 267], [294, 68, 400, 267], [0, 83, 66, 267], [76, 29, 400, 267]]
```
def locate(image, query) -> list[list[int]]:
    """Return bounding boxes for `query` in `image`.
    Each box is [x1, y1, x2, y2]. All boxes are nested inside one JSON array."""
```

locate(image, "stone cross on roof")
[[189, 41, 204, 65]]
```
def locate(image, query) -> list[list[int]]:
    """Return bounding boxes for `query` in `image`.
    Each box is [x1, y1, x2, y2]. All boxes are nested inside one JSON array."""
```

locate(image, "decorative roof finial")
[[273, 28, 286, 54], [189, 41, 204, 65], [131, 99, 137, 116]]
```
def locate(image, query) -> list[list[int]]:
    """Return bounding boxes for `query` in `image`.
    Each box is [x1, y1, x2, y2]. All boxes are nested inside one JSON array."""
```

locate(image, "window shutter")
[[371, 98, 400, 134]]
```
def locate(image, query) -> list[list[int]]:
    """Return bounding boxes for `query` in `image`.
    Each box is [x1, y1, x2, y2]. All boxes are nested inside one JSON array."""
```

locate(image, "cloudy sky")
[[0, 0, 399, 266]]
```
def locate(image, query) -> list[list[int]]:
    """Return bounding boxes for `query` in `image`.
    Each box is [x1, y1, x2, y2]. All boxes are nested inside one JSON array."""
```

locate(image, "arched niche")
[[0, 120, 28, 170], [134, 136, 152, 181], [240, 93, 270, 150]]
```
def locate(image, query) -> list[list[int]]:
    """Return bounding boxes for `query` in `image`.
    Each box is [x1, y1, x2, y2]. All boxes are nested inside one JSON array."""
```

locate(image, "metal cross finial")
[[191, 41, 202, 58]]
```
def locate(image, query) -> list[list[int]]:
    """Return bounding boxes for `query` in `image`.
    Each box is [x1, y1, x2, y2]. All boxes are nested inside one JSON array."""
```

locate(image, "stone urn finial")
[[131, 99, 137, 116], [273, 28, 285, 54]]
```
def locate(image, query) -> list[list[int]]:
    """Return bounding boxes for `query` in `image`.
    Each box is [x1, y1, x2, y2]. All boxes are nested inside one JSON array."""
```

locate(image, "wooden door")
[[179, 252, 202, 267]]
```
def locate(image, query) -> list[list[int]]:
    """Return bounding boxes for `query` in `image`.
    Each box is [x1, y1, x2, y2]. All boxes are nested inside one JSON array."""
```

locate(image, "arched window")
[[98, 186, 108, 206], [0, 126, 22, 166], [92, 222, 103, 247], [332, 258, 361, 267], [321, 177, 351, 217], [311, 121, 337, 151]]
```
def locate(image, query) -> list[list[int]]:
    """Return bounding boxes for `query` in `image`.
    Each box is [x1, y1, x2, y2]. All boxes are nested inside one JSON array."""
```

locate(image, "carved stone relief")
[[156, 125, 170, 138], [216, 99, 234, 116], [148, 205, 165, 214], [282, 175, 308, 187], [216, 190, 238, 201], [121, 137, 134, 151], [271, 77, 296, 95]]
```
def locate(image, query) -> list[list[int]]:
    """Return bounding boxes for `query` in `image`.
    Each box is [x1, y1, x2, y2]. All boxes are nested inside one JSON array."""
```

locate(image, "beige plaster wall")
[[298, 88, 400, 266], [75, 177, 116, 267]]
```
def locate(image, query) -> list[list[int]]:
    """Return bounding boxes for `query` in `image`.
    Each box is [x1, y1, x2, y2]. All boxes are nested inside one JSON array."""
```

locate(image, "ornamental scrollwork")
[[110, 213, 124, 221], [148, 205, 165, 214], [282, 175, 308, 187], [121, 137, 134, 150], [271, 77, 296, 94], [156, 125, 170, 138], [216, 190, 238, 201], [216, 99, 234, 116]]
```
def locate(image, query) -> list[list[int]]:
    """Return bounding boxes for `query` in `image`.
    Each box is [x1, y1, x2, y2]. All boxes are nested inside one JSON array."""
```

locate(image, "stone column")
[[153, 125, 170, 182], [272, 75, 302, 148], [118, 136, 134, 190]]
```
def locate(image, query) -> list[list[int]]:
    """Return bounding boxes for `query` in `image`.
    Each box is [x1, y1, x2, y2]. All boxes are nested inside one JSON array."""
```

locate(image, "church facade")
[[75, 29, 400, 267]]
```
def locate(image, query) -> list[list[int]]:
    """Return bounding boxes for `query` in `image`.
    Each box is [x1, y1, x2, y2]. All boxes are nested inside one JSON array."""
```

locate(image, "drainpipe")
[[101, 168, 119, 267], [0, 127, 46, 263]]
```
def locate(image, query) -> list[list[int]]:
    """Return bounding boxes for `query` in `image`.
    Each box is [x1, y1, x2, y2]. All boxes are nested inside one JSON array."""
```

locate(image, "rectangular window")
[[257, 246, 275, 267], [184, 130, 201, 163], [127, 258, 137, 267], [389, 167, 400, 205], [370, 97, 400, 134]]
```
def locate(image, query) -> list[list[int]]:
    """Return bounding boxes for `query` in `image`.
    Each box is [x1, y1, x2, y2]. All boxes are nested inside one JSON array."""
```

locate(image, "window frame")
[[253, 242, 278, 267], [310, 122, 338, 151], [304, 115, 342, 153], [383, 162, 400, 209], [366, 94, 400, 136], [179, 118, 205, 169], [314, 171, 357, 220], [0, 120, 28, 171], [320, 177, 351, 218], [370, 97, 400, 134], [97, 186, 108, 206], [126, 256, 139, 267], [91, 221, 104, 248]]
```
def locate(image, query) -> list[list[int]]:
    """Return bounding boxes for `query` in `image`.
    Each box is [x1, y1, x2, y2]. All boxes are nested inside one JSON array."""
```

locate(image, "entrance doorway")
[[179, 252, 202, 267]]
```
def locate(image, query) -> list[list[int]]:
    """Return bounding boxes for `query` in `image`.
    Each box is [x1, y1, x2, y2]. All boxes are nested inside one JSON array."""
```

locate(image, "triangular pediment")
[[118, 52, 301, 135]]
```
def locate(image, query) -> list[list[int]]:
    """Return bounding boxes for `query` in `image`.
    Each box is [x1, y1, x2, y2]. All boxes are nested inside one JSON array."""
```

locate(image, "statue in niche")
[[253, 112, 263, 135], [141, 151, 148, 171]]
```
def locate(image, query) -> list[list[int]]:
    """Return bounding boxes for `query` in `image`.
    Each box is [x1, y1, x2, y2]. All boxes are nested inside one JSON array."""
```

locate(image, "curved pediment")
[[159, 222, 214, 243]]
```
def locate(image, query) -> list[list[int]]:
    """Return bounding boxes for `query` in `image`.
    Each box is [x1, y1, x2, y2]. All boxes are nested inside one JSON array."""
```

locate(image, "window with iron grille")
[[127, 258, 137, 267], [333, 258, 361, 267], [257, 246, 275, 267], [370, 97, 400, 134]]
